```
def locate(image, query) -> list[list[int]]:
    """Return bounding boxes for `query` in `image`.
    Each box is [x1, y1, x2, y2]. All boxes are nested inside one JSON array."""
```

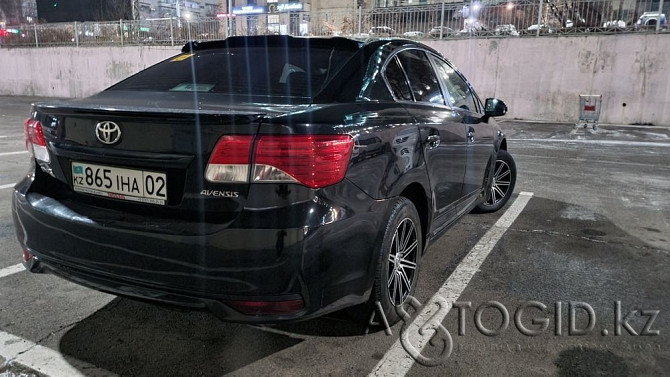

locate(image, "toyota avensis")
[[13, 36, 516, 324]]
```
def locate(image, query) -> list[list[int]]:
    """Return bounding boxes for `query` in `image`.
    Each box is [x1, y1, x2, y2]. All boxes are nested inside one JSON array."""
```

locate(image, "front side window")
[[396, 50, 445, 106], [430, 55, 477, 112]]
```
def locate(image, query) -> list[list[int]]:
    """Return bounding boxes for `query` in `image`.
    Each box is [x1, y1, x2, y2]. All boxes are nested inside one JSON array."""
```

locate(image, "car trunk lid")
[[30, 91, 309, 223]]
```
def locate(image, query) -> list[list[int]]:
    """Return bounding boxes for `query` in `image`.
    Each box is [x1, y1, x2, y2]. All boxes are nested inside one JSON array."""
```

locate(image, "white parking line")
[[0, 331, 117, 377], [0, 264, 25, 279], [512, 153, 670, 170], [0, 151, 28, 157], [0, 183, 16, 190], [369, 192, 534, 377], [509, 139, 670, 148]]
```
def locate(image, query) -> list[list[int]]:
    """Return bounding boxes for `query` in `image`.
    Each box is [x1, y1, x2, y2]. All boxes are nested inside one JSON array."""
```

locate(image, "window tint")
[[430, 55, 477, 112], [396, 50, 445, 105], [384, 57, 412, 101], [108, 46, 356, 101]]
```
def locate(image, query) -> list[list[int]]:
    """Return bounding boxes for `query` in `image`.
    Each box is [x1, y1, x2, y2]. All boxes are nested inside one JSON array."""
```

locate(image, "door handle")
[[426, 134, 440, 149], [467, 127, 475, 143]]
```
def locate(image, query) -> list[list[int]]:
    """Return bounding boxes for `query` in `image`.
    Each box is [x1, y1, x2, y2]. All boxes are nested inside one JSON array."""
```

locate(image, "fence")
[[0, 0, 667, 47]]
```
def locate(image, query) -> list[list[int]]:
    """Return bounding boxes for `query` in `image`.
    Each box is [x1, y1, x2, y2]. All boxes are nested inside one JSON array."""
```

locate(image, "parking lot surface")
[[1, 96, 668, 376]]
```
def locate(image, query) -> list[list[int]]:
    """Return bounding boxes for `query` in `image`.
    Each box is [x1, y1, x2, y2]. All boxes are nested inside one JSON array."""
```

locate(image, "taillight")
[[206, 134, 354, 189], [24, 118, 49, 163], [254, 135, 354, 188], [205, 135, 253, 183], [22, 249, 33, 263]]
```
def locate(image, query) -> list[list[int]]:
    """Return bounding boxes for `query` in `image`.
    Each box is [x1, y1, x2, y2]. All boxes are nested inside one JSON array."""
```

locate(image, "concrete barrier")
[[0, 34, 668, 126], [0, 45, 180, 98], [428, 34, 669, 126]]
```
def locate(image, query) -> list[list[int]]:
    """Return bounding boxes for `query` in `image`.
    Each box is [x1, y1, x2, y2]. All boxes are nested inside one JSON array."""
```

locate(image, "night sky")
[[36, 0, 131, 22]]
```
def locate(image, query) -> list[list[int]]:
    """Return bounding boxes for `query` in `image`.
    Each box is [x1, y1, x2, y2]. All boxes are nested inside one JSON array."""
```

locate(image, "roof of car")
[[178, 36, 445, 75], [180, 35, 438, 55], [181, 35, 364, 53]]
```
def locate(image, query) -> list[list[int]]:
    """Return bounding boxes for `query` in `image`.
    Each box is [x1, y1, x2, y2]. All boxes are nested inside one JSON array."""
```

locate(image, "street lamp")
[[184, 12, 192, 41]]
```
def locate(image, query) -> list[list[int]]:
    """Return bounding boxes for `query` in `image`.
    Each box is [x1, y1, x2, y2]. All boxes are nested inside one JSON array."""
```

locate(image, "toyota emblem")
[[95, 121, 122, 145]]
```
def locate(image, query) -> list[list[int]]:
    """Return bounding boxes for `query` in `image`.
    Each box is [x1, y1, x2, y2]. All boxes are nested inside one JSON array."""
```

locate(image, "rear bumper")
[[12, 175, 390, 323]]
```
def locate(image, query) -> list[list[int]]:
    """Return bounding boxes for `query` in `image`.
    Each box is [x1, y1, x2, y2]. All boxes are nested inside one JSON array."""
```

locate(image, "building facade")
[[138, 0, 221, 19], [0, 0, 37, 25]]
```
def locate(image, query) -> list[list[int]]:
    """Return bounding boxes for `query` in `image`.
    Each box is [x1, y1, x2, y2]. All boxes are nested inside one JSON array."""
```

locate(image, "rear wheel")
[[371, 197, 422, 325], [475, 149, 516, 213]]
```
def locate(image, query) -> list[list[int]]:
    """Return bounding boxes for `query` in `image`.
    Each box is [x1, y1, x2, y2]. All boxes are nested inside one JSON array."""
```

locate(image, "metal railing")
[[0, 0, 667, 48]]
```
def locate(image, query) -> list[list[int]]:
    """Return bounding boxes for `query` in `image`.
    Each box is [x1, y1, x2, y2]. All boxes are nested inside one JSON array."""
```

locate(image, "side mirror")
[[484, 98, 507, 117]]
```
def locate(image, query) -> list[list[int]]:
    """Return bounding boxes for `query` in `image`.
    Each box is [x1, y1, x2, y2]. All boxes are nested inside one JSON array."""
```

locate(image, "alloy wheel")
[[387, 218, 418, 306], [485, 159, 512, 206]]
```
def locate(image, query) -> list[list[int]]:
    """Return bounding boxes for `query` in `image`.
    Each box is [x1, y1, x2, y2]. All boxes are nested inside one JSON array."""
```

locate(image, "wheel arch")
[[500, 137, 508, 151], [398, 182, 430, 253]]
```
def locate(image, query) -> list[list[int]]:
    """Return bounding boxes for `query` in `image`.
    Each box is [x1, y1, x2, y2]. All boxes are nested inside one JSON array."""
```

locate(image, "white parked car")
[[402, 31, 425, 38], [603, 20, 627, 29], [495, 24, 519, 36], [635, 12, 667, 29], [564, 18, 585, 28], [429, 26, 454, 38], [527, 24, 553, 33], [368, 26, 396, 36]]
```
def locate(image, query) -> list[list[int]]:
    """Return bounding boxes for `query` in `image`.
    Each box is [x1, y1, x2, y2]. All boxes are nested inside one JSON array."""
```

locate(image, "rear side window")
[[108, 46, 356, 101], [384, 57, 412, 101], [396, 50, 445, 106]]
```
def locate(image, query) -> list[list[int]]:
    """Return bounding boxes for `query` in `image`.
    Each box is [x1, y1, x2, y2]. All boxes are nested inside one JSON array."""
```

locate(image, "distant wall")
[[0, 45, 179, 98], [1, 34, 668, 125], [426, 34, 670, 126]]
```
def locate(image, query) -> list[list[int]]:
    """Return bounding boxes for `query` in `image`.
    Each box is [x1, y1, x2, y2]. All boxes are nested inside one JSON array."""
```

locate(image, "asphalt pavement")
[[0, 96, 668, 376]]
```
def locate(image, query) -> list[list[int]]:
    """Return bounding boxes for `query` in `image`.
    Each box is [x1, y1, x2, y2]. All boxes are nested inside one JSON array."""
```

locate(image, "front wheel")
[[475, 149, 517, 213], [371, 197, 422, 325]]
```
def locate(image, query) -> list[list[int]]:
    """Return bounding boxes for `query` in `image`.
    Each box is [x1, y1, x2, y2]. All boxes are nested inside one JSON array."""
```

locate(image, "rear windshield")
[[108, 46, 357, 102]]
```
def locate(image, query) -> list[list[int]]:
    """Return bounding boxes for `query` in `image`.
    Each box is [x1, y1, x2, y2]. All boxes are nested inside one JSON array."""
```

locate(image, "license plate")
[[71, 162, 167, 205]]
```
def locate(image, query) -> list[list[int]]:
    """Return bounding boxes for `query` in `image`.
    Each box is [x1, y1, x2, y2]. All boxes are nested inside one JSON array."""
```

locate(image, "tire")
[[475, 149, 517, 213], [370, 197, 422, 325]]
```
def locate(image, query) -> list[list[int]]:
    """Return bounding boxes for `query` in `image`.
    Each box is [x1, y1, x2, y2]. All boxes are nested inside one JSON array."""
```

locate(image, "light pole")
[[132, 0, 140, 21], [440, 0, 445, 39], [177, 1, 182, 27], [184, 12, 192, 41], [506, 2, 514, 25], [228, 0, 233, 37]]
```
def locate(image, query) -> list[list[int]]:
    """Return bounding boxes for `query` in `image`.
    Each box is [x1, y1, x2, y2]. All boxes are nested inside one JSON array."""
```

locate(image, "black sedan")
[[13, 36, 516, 324]]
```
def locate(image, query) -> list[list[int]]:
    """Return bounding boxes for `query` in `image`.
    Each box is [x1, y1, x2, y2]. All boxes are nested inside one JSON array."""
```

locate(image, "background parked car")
[[527, 24, 554, 34], [429, 26, 453, 38], [402, 31, 424, 38], [635, 12, 667, 29], [495, 24, 519, 36], [563, 18, 585, 29], [603, 20, 627, 29], [458, 25, 487, 36], [369, 26, 396, 37]]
